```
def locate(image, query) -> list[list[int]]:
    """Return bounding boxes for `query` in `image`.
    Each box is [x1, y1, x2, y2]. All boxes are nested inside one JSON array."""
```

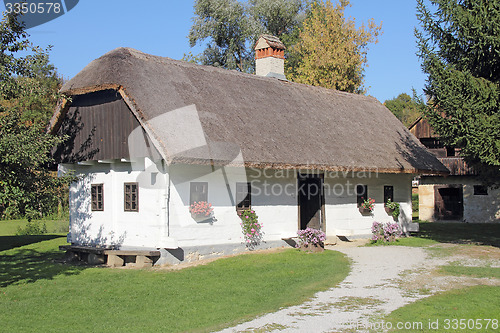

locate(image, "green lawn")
[[368, 221, 500, 248], [0, 218, 69, 236], [415, 222, 500, 247], [439, 262, 500, 279], [386, 286, 500, 332], [381, 222, 500, 332], [0, 235, 350, 332]]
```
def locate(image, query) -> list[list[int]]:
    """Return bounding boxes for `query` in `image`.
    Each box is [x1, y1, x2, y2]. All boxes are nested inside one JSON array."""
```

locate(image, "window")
[[473, 185, 488, 196], [91, 184, 104, 211], [236, 182, 251, 212], [384, 185, 394, 203], [446, 146, 455, 157], [124, 182, 139, 211], [356, 185, 368, 206], [190, 182, 208, 205]]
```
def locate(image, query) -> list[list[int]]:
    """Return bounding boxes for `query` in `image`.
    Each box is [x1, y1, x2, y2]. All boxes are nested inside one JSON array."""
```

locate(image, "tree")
[[416, 0, 500, 181], [287, 0, 381, 93], [384, 90, 425, 127], [188, 0, 308, 72], [0, 12, 71, 219]]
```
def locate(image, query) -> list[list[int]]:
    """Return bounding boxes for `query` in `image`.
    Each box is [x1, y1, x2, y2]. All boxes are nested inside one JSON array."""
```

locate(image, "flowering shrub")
[[371, 221, 402, 243], [296, 228, 326, 248], [189, 201, 213, 217], [385, 199, 400, 219], [360, 197, 375, 212], [239, 209, 263, 249]]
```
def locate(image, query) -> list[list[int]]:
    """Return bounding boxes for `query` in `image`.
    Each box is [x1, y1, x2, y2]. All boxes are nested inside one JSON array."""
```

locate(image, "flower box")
[[300, 243, 324, 252], [189, 201, 214, 223], [359, 206, 372, 215], [384, 199, 400, 219]]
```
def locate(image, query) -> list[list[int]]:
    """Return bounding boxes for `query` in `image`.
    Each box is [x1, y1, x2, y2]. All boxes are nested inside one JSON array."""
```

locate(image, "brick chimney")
[[255, 35, 286, 80]]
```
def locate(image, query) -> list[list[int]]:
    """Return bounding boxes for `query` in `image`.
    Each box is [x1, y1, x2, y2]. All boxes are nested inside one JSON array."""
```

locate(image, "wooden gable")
[[53, 89, 160, 163]]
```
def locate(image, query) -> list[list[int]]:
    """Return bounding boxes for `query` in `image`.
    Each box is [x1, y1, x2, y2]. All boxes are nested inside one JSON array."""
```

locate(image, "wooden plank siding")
[[409, 117, 436, 139], [439, 157, 476, 176], [54, 90, 158, 163]]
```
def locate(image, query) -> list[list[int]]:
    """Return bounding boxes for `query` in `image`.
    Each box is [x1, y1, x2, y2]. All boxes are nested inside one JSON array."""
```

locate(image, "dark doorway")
[[298, 174, 324, 230], [434, 185, 463, 220]]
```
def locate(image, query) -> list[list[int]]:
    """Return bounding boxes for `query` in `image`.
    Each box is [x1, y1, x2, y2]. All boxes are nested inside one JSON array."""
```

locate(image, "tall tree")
[[0, 12, 71, 219], [416, 0, 500, 181], [188, 0, 308, 72], [287, 0, 381, 93], [384, 90, 425, 127]]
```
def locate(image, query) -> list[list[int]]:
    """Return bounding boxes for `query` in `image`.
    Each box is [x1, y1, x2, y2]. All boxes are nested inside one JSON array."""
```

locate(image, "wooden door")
[[298, 174, 323, 230], [434, 185, 463, 220]]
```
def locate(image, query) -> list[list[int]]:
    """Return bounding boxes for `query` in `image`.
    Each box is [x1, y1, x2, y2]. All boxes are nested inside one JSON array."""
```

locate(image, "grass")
[[368, 221, 500, 248], [382, 221, 500, 332], [385, 286, 500, 332], [439, 262, 500, 279], [0, 237, 350, 333], [415, 222, 500, 247], [0, 217, 69, 252], [366, 236, 438, 247], [0, 217, 69, 236]]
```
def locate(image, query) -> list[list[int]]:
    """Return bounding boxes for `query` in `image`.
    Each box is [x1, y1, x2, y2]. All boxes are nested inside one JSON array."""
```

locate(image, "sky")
[[0, 0, 430, 103]]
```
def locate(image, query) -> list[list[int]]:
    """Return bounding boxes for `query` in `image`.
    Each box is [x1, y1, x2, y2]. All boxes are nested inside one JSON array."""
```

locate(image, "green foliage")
[[238, 209, 262, 248], [411, 192, 419, 214], [288, 0, 382, 93], [0, 12, 73, 219], [16, 220, 47, 236], [0, 110, 72, 219], [384, 90, 426, 126], [188, 0, 308, 72], [385, 198, 400, 219], [415, 0, 500, 182], [0, 238, 350, 332]]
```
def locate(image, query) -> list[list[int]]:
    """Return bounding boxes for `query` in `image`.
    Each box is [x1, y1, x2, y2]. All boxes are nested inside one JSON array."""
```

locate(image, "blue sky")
[[1, 0, 429, 103]]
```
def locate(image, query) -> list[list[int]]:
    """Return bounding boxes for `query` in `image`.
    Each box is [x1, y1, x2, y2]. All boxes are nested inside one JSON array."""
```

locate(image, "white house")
[[50, 36, 447, 264]]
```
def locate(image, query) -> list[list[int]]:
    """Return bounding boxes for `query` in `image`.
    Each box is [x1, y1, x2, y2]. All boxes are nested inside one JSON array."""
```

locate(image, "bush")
[[297, 228, 326, 247], [238, 209, 262, 249], [371, 221, 402, 243], [16, 220, 47, 235]]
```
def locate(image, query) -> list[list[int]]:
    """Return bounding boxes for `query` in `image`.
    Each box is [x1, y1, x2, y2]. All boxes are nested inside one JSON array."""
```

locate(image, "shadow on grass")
[[0, 238, 87, 288], [0, 235, 63, 252], [414, 222, 500, 248]]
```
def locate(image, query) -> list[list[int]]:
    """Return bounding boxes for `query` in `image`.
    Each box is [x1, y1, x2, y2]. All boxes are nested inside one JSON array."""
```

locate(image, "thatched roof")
[[52, 47, 448, 174]]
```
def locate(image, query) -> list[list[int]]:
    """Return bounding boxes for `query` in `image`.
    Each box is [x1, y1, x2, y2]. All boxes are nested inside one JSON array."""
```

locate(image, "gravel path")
[[218, 245, 435, 333]]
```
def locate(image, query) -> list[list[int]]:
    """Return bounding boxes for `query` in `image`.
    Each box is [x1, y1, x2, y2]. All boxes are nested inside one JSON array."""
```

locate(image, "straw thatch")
[[51, 47, 448, 174]]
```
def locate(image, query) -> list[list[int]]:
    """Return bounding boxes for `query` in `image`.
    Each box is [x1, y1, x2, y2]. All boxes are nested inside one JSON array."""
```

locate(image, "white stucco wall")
[[255, 56, 285, 77], [66, 158, 169, 249], [66, 160, 415, 249], [419, 176, 500, 223], [168, 165, 299, 247], [323, 172, 413, 236]]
